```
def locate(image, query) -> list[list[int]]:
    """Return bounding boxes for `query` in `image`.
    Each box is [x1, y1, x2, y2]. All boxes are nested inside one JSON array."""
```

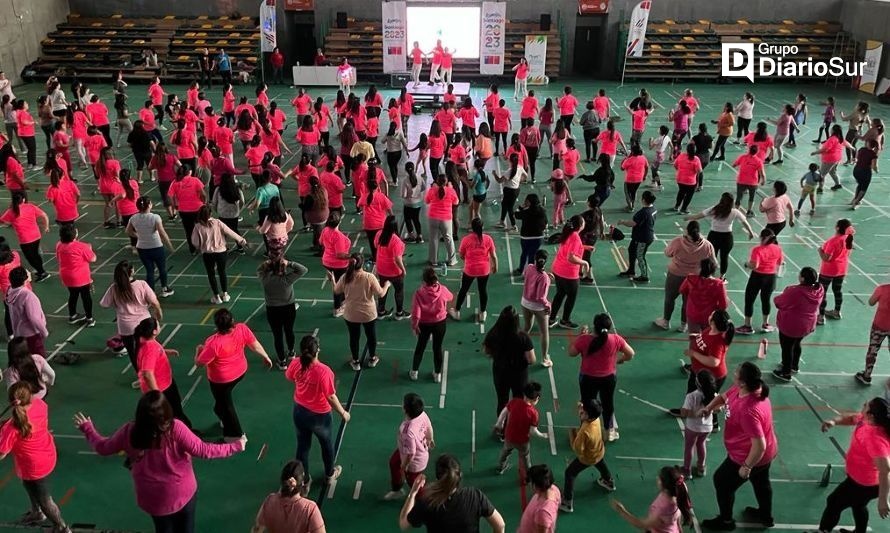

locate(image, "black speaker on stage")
[[540, 14, 551, 31], [336, 11, 347, 29]]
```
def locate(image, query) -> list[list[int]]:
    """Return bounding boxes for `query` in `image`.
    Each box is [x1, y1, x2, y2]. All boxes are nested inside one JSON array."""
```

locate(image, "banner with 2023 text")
[[524, 35, 548, 84], [480, 2, 506, 75], [382, 1, 407, 73]]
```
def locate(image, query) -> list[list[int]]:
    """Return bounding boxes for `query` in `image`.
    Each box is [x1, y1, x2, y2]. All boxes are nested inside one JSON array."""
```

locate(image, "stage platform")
[[405, 81, 471, 107]]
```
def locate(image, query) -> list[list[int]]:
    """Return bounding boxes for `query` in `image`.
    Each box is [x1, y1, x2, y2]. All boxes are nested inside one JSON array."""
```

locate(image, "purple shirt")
[[80, 419, 242, 516]]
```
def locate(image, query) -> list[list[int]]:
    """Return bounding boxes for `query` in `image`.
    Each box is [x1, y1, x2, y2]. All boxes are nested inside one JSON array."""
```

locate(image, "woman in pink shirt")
[[320, 214, 352, 316], [399, 89, 415, 135], [758, 181, 795, 236], [512, 58, 530, 101], [817, 397, 890, 533], [0, 193, 50, 282], [253, 460, 327, 533], [596, 121, 627, 167], [427, 120, 447, 177], [858, 284, 890, 384], [425, 175, 459, 266], [732, 145, 766, 216], [621, 144, 648, 211], [449, 218, 497, 323], [818, 218, 855, 324], [411, 267, 454, 381], [76, 391, 245, 531], [772, 267, 824, 382], [360, 178, 393, 263], [2, 145, 25, 192], [96, 147, 122, 227], [384, 393, 434, 500], [44, 168, 80, 225], [549, 215, 590, 329], [375, 216, 408, 319], [296, 116, 321, 164], [557, 86, 579, 135], [743, 122, 775, 163], [0, 383, 70, 532], [258, 197, 294, 263], [517, 465, 560, 533], [700, 362, 778, 531], [484, 85, 500, 128], [673, 143, 703, 214], [458, 97, 479, 139], [14, 100, 37, 168], [86, 94, 112, 147], [100, 260, 163, 371], [55, 224, 96, 326], [149, 144, 181, 219], [812, 124, 855, 192], [134, 317, 192, 426], [196, 308, 272, 440], [492, 99, 512, 155], [737, 229, 784, 335], [168, 166, 206, 255], [612, 466, 692, 533], [522, 249, 554, 367]]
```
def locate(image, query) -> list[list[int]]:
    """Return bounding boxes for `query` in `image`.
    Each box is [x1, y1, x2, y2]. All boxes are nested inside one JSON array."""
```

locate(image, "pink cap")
[[551, 169, 564, 180]]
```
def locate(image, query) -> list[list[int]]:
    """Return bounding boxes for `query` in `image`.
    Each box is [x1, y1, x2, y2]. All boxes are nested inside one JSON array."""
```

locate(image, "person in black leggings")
[[258, 259, 308, 369], [686, 192, 755, 279], [0, 192, 51, 282], [737, 229, 783, 335], [494, 154, 525, 230], [771, 267, 823, 382], [549, 216, 590, 329], [817, 218, 855, 324], [411, 267, 452, 382], [483, 305, 535, 417], [449, 218, 497, 323]]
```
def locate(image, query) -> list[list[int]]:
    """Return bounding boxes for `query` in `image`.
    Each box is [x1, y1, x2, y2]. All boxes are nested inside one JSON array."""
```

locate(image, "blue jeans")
[[137, 246, 168, 290], [151, 492, 197, 533], [293, 403, 335, 480], [518, 237, 543, 269]]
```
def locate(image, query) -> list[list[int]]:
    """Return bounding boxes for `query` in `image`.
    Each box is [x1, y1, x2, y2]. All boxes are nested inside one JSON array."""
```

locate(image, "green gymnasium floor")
[[1, 79, 889, 532]]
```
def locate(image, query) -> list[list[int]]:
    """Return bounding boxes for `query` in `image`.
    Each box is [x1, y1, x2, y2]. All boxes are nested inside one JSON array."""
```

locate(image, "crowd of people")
[[0, 60, 888, 533]]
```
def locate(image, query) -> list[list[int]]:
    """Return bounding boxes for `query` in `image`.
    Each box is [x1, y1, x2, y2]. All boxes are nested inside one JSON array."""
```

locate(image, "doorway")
[[574, 15, 606, 76]]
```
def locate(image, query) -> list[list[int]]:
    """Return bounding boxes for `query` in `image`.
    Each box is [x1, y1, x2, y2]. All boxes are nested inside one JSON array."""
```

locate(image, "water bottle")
[[441, 260, 448, 277], [757, 338, 768, 359]]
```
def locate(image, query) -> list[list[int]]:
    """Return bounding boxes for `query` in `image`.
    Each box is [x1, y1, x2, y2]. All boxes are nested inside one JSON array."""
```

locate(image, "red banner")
[[284, 0, 313, 11], [579, 0, 610, 14]]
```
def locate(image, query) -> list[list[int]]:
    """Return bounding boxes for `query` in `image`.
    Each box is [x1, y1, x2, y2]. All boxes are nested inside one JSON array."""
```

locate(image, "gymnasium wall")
[[0, 0, 70, 86]]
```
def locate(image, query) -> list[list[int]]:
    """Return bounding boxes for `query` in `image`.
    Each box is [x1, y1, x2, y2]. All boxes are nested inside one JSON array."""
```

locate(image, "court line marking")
[[615, 456, 682, 462], [471, 409, 477, 470], [47, 324, 88, 363], [182, 376, 203, 406], [546, 411, 556, 456], [439, 350, 449, 409], [735, 523, 868, 531], [352, 480, 362, 500]]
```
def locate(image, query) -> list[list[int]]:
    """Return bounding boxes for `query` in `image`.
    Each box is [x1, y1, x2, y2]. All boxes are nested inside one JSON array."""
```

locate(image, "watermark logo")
[[722, 42, 866, 83]]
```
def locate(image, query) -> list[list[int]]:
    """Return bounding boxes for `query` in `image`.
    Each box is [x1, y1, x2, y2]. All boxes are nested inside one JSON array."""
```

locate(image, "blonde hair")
[[8, 382, 33, 438]]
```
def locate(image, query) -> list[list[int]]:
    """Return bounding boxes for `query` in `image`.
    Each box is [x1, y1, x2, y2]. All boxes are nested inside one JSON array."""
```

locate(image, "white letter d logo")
[[722, 43, 755, 83]]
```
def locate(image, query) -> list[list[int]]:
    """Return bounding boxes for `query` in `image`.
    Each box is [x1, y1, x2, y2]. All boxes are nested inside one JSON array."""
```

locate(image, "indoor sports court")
[[2, 1, 890, 532]]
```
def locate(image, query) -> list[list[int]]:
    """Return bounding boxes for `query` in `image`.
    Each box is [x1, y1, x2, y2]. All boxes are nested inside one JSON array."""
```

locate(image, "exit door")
[[574, 24, 603, 75]]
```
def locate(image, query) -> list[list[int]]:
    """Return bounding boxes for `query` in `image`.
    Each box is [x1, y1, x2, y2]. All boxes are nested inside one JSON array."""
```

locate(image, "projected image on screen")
[[407, 6, 481, 59]]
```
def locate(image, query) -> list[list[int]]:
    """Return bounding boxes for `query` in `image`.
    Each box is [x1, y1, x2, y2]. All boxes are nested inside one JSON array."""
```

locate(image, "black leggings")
[[208, 375, 244, 438], [429, 157, 442, 176], [579, 373, 617, 429], [707, 231, 734, 276], [819, 274, 845, 315], [413, 320, 446, 373], [404, 206, 422, 236], [386, 150, 401, 182], [21, 135, 37, 166], [819, 476, 879, 533], [454, 273, 490, 313], [563, 458, 612, 502], [501, 187, 519, 226], [551, 275, 579, 322], [624, 182, 641, 208], [377, 275, 405, 313], [365, 229, 381, 262], [345, 319, 377, 361], [266, 303, 296, 363], [20, 240, 46, 276], [180, 211, 199, 254], [494, 132, 508, 154], [493, 366, 528, 416], [674, 184, 696, 211], [327, 267, 347, 309], [778, 332, 803, 374], [21, 476, 66, 529], [164, 379, 192, 427], [583, 128, 600, 161], [67, 285, 93, 319], [712, 134, 729, 159], [744, 271, 777, 317], [525, 146, 539, 180], [201, 252, 228, 295], [765, 221, 786, 237], [713, 457, 773, 523], [736, 117, 752, 139]]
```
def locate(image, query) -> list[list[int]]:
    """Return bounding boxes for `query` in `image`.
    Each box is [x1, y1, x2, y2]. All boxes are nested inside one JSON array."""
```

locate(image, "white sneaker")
[[222, 292, 231, 303], [676, 323, 687, 333], [334, 307, 345, 318], [160, 287, 175, 298], [409, 370, 418, 381], [653, 318, 670, 330], [131, 379, 141, 389], [607, 428, 620, 442], [383, 489, 405, 501], [326, 465, 343, 483], [433, 372, 442, 383], [477, 311, 487, 322], [210, 295, 223, 305]]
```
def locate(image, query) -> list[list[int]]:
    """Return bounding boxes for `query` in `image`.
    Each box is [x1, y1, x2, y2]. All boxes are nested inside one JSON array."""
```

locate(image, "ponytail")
[[424, 455, 462, 508], [695, 369, 717, 406], [711, 309, 735, 346], [738, 361, 770, 399], [759, 228, 777, 246], [586, 313, 613, 356], [658, 466, 694, 526], [533, 249, 548, 273], [558, 215, 583, 244], [685, 220, 702, 242], [471, 217, 483, 243], [343, 253, 363, 284], [278, 460, 307, 497], [8, 382, 33, 438], [298, 335, 318, 374], [435, 174, 446, 200]]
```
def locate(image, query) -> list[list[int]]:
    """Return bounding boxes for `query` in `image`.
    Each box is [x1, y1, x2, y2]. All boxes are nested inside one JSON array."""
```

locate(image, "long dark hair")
[[343, 253, 364, 284], [658, 466, 694, 526], [685, 220, 702, 242], [134, 317, 158, 340], [694, 369, 717, 406], [120, 169, 136, 200], [586, 313, 613, 355], [711, 309, 735, 345], [867, 398, 890, 438], [111, 261, 135, 304], [423, 454, 462, 508], [6, 337, 43, 394], [298, 335, 319, 374], [8, 382, 33, 438], [711, 192, 734, 219], [277, 460, 308, 498], [470, 217, 484, 244], [558, 215, 583, 244], [835, 218, 854, 249], [737, 361, 770, 399], [130, 390, 174, 449], [533, 249, 548, 273], [378, 215, 398, 247], [484, 306, 520, 349], [219, 173, 240, 204], [267, 197, 286, 224]]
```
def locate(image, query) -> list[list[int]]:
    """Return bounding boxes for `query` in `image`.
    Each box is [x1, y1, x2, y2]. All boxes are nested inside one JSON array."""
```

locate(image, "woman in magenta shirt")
[[134, 317, 192, 426], [195, 309, 272, 440], [811, 124, 854, 192], [427, 121, 446, 177], [700, 362, 778, 531], [557, 86, 579, 134], [76, 391, 244, 532], [818, 397, 890, 533], [517, 465, 560, 533], [737, 229, 784, 335], [449, 218, 497, 323], [360, 179, 393, 263], [168, 166, 206, 255], [0, 382, 69, 531], [549, 215, 590, 329], [424, 176, 459, 266], [320, 214, 352, 316], [286, 335, 350, 492], [0, 193, 50, 282], [44, 168, 80, 225], [55, 224, 96, 326], [818, 218, 855, 324], [621, 144, 648, 211], [596, 121, 627, 167], [673, 144, 702, 214], [375, 216, 408, 319], [14, 100, 37, 168], [568, 313, 635, 442], [732, 145, 765, 216], [743, 122, 775, 163]]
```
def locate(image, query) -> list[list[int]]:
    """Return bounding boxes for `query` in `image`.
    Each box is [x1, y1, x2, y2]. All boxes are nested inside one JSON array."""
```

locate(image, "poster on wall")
[[480, 2, 506, 75], [260, 0, 277, 53], [859, 40, 883, 95], [524, 35, 548, 85], [284, 0, 313, 10], [382, 1, 407, 73], [579, 0, 610, 14]]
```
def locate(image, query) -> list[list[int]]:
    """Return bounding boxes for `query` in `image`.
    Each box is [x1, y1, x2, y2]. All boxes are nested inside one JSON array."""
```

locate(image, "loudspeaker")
[[336, 11, 347, 29], [540, 14, 551, 31]]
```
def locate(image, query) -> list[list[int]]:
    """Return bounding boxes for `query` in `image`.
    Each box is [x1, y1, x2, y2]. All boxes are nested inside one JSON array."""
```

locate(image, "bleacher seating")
[[622, 20, 858, 82], [23, 14, 259, 83]]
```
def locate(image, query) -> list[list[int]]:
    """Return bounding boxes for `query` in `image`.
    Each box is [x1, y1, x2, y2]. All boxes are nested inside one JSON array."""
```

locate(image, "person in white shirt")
[[0, 72, 14, 100]]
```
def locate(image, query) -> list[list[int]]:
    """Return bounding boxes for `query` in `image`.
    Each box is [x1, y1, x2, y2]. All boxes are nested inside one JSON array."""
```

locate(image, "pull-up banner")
[[480, 1, 506, 75], [260, 0, 277, 52], [382, 1, 408, 73]]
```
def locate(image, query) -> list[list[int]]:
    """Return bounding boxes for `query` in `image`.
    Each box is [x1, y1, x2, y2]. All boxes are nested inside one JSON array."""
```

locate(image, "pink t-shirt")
[[593, 96, 610, 120], [552, 231, 584, 280], [484, 93, 499, 113], [734, 154, 763, 186], [100, 280, 158, 336], [360, 192, 393, 230], [138, 338, 173, 393], [749, 243, 783, 275], [820, 234, 851, 277], [0, 398, 56, 480], [558, 94, 578, 116], [45, 179, 80, 222], [459, 234, 495, 277], [86, 102, 110, 127], [674, 156, 702, 186], [255, 494, 324, 532], [148, 83, 164, 105], [621, 155, 647, 183], [320, 227, 351, 269], [515, 63, 529, 80], [399, 412, 433, 473], [458, 106, 478, 128], [871, 285, 890, 331], [846, 414, 890, 486], [597, 130, 622, 156], [411, 48, 423, 65], [0, 204, 46, 244], [572, 333, 629, 377], [286, 359, 335, 414], [291, 94, 312, 115], [367, 117, 380, 138], [320, 171, 346, 208], [517, 487, 560, 533], [399, 94, 415, 116], [261, 129, 283, 157], [196, 323, 258, 383], [520, 97, 538, 119], [820, 136, 845, 164], [434, 110, 456, 134], [722, 386, 779, 466], [428, 134, 447, 159], [296, 128, 321, 146], [646, 492, 682, 533], [631, 109, 649, 131], [55, 240, 94, 287], [16, 110, 35, 137], [168, 176, 205, 213], [425, 186, 459, 220], [760, 195, 792, 223], [492, 107, 511, 133], [744, 133, 774, 161], [563, 148, 581, 176], [375, 234, 406, 278]]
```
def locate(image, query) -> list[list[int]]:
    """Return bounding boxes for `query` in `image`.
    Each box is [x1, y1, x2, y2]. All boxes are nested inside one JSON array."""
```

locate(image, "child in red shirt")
[[496, 382, 548, 475]]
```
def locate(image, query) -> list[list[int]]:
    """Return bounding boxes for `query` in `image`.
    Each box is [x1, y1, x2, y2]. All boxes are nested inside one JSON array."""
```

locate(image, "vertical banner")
[[524, 35, 548, 85], [260, 0, 277, 53], [859, 40, 883, 94], [625, 0, 651, 58], [382, 1, 407, 73], [480, 2, 506, 75]]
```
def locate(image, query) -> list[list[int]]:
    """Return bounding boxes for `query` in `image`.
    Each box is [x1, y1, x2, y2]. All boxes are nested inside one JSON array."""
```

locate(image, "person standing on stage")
[[441, 47, 456, 85], [410, 42, 426, 88], [428, 40, 444, 85]]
